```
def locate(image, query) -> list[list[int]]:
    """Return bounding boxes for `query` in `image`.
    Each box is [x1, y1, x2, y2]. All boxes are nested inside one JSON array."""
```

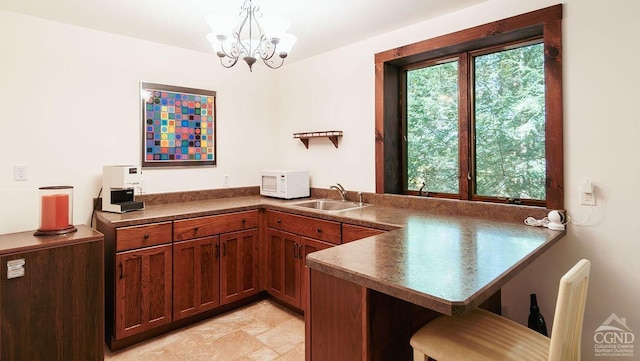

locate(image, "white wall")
[[0, 10, 278, 234], [277, 1, 640, 359], [2, 1, 639, 359]]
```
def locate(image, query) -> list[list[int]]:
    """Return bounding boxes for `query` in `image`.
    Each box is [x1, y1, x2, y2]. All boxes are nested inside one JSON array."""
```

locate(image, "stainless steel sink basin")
[[290, 199, 369, 212]]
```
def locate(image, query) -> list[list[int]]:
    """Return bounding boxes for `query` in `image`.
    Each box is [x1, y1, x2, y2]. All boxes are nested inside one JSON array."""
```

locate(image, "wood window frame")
[[375, 4, 563, 209]]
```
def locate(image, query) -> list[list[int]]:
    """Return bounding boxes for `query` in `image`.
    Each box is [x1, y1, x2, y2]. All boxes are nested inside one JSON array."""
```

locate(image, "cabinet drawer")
[[267, 211, 341, 245], [116, 222, 172, 252], [174, 210, 259, 241], [342, 224, 385, 243]]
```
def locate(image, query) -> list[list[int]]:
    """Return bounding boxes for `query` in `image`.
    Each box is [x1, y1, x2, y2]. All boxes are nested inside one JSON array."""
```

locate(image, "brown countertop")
[[95, 195, 564, 316], [306, 214, 564, 315], [0, 225, 103, 255]]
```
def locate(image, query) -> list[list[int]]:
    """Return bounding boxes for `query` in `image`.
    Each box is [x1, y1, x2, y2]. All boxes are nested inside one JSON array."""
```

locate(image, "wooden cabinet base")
[[306, 269, 368, 360], [306, 269, 501, 361]]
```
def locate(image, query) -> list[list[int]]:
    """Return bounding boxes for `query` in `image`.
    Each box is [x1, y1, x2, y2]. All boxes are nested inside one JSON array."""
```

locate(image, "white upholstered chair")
[[410, 259, 591, 361]]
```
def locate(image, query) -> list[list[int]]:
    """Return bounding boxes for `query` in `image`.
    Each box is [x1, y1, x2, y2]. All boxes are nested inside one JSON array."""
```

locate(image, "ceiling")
[[0, 0, 487, 63]]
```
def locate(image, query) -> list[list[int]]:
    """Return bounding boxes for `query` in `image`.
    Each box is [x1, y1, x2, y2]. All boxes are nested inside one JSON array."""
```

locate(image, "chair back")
[[548, 259, 591, 361]]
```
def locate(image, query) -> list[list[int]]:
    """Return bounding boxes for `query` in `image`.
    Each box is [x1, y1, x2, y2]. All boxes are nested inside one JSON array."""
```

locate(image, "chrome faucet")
[[330, 183, 347, 201]]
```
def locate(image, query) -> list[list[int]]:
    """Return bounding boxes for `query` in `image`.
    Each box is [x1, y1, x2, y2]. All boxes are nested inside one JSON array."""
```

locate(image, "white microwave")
[[260, 170, 310, 199]]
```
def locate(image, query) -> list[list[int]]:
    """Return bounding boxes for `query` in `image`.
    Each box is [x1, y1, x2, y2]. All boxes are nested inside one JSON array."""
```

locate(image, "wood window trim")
[[374, 4, 563, 209]]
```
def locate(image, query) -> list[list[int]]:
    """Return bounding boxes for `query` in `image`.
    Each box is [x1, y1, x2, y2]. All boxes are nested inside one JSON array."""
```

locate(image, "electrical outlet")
[[224, 175, 230, 187], [14, 165, 27, 181], [579, 181, 596, 206]]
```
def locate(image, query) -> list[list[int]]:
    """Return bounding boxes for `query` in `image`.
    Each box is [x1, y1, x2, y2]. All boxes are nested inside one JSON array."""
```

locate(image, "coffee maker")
[[102, 165, 145, 213]]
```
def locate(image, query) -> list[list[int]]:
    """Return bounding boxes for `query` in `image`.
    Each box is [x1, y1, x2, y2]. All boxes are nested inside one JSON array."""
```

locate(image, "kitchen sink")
[[290, 199, 369, 212]]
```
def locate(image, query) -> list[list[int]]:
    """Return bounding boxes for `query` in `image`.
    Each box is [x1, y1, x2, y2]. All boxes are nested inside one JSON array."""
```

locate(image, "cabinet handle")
[[119, 263, 123, 279], [215, 244, 219, 258], [143, 234, 150, 240], [223, 243, 227, 257], [276, 219, 282, 224], [317, 228, 323, 233], [297, 244, 302, 259], [194, 226, 199, 232], [293, 243, 298, 259], [241, 219, 246, 227]]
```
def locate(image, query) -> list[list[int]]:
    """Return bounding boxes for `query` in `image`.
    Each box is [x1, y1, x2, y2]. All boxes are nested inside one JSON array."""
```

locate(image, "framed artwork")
[[140, 82, 217, 167]]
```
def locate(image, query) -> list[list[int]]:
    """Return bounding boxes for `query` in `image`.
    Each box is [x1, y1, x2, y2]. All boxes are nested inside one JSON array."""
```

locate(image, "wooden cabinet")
[[99, 210, 260, 350], [266, 211, 340, 311], [267, 228, 302, 307], [300, 237, 334, 311], [0, 226, 103, 361], [98, 205, 389, 349], [173, 211, 259, 311], [112, 222, 173, 341], [174, 211, 259, 241], [115, 243, 172, 339], [342, 223, 385, 243], [173, 236, 220, 320], [266, 210, 341, 245], [220, 229, 259, 305]]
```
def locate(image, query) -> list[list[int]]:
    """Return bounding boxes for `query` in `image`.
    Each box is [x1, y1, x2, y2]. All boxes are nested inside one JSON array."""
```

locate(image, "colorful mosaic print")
[[141, 83, 216, 167]]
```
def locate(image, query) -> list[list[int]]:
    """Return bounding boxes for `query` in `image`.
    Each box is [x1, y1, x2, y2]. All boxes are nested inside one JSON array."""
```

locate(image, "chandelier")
[[205, 0, 297, 72]]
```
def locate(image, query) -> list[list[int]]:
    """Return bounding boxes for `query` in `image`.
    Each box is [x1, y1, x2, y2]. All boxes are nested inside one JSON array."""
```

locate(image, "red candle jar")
[[34, 186, 77, 236]]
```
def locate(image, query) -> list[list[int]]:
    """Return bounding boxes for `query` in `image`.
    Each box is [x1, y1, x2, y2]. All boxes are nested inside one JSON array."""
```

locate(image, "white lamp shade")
[[260, 15, 291, 39], [276, 33, 297, 54], [206, 33, 223, 52], [205, 13, 236, 37]]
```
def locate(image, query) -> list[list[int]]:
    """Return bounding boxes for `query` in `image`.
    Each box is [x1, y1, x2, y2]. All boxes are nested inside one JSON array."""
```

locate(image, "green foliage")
[[406, 43, 546, 200], [407, 61, 459, 193], [474, 43, 546, 199]]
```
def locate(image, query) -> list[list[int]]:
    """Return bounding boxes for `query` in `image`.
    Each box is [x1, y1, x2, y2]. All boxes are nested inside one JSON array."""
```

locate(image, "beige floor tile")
[[274, 342, 305, 361], [256, 318, 305, 354], [106, 299, 304, 361], [243, 300, 301, 328], [105, 329, 196, 359], [184, 308, 256, 343], [175, 330, 266, 361], [236, 346, 281, 361]]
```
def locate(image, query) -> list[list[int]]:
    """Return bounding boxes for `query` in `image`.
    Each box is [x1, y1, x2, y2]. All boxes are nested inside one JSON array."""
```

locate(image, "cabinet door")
[[300, 237, 334, 312], [220, 229, 259, 305], [173, 236, 220, 320], [0, 240, 103, 361], [267, 228, 301, 308], [115, 244, 172, 340]]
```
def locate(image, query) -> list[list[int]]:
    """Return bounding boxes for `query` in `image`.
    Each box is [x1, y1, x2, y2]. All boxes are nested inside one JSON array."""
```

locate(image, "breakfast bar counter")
[[304, 211, 564, 360], [306, 214, 564, 316]]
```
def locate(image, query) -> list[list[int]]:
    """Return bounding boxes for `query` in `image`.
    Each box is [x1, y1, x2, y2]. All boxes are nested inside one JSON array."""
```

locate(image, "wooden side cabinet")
[[0, 225, 104, 361]]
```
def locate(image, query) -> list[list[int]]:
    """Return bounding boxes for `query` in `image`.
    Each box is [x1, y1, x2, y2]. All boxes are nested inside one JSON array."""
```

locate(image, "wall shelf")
[[293, 131, 343, 148]]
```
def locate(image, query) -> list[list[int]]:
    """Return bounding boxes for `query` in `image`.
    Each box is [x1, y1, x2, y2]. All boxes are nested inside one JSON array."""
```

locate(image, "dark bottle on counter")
[[528, 293, 548, 336]]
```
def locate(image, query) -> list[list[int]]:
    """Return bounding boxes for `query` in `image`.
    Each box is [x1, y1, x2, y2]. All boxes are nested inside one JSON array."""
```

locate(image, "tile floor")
[[104, 299, 305, 361]]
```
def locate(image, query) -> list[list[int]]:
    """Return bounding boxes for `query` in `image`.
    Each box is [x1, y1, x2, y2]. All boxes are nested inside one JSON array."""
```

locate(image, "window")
[[406, 59, 459, 195], [375, 5, 563, 209]]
